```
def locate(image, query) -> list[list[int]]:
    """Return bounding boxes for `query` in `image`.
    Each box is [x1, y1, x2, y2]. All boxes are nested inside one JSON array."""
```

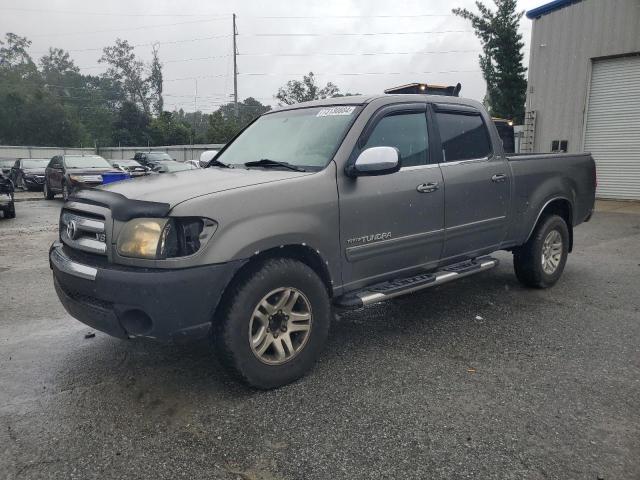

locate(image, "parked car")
[[153, 161, 199, 173], [0, 172, 15, 219], [133, 152, 175, 169], [0, 159, 14, 176], [199, 149, 219, 167], [10, 158, 49, 190], [107, 159, 151, 177], [50, 94, 596, 389], [44, 154, 129, 201]]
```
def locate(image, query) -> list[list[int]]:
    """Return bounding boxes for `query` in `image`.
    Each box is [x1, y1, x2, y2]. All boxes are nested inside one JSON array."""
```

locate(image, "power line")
[[31, 34, 232, 55], [245, 14, 456, 19], [237, 69, 481, 77], [239, 50, 479, 57], [0, 7, 229, 17], [29, 18, 229, 38], [242, 30, 474, 37]]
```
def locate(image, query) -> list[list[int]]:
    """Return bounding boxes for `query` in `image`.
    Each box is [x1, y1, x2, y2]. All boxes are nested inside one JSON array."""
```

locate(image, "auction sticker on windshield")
[[316, 106, 356, 117]]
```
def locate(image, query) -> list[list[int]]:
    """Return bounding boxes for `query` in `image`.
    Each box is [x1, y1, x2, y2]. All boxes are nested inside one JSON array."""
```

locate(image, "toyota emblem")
[[66, 219, 78, 240]]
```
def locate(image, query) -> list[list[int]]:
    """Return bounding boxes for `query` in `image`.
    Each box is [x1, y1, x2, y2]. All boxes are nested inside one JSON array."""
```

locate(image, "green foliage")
[[99, 38, 151, 114], [206, 97, 271, 143], [453, 0, 527, 123], [275, 72, 340, 105], [0, 33, 303, 148], [149, 111, 192, 146]]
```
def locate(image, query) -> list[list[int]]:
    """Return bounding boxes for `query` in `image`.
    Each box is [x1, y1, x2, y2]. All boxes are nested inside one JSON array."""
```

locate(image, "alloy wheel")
[[541, 229, 563, 275], [248, 287, 312, 365]]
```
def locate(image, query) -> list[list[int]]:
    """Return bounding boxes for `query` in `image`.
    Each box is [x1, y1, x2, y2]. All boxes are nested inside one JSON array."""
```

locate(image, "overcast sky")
[[0, 0, 543, 112]]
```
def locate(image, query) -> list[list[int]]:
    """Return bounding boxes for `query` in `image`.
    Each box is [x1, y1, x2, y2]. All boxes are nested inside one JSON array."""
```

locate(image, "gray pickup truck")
[[50, 94, 596, 388]]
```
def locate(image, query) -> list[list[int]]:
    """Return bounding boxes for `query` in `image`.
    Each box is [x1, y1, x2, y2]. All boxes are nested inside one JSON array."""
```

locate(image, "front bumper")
[[50, 242, 243, 343]]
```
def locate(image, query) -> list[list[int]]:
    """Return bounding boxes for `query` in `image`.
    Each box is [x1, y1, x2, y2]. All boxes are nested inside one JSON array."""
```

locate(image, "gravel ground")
[[0, 199, 638, 480]]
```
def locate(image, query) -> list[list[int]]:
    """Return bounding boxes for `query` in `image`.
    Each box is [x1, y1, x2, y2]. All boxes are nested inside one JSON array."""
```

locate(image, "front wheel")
[[213, 258, 331, 389], [514, 214, 569, 288]]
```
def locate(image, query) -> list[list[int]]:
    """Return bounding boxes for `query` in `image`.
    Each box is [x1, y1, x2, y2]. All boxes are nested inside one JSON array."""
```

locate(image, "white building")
[[524, 0, 640, 199]]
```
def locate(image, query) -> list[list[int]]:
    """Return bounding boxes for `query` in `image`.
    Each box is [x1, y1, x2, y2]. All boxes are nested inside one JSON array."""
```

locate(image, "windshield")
[[0, 159, 13, 167], [64, 155, 111, 168], [22, 159, 49, 168], [147, 153, 172, 161], [216, 105, 359, 170]]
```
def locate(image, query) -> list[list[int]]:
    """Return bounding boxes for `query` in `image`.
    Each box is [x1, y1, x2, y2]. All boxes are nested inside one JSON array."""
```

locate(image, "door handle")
[[416, 182, 439, 193], [491, 173, 507, 183]]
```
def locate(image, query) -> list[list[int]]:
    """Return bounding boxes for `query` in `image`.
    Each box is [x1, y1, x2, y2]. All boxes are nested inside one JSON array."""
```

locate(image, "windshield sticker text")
[[316, 106, 356, 117]]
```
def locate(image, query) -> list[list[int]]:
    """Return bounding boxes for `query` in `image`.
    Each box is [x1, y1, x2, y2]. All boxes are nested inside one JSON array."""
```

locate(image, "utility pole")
[[232, 13, 238, 117], [194, 78, 198, 112]]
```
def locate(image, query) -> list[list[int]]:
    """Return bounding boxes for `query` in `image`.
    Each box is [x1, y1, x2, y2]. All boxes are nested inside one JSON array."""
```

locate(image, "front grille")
[[60, 207, 107, 256]]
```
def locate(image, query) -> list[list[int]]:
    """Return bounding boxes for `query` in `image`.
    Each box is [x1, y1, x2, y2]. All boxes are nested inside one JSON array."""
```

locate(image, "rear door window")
[[436, 112, 491, 162]]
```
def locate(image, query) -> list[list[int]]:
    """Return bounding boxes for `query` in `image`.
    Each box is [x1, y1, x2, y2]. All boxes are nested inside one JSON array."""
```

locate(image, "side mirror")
[[346, 146, 401, 177]]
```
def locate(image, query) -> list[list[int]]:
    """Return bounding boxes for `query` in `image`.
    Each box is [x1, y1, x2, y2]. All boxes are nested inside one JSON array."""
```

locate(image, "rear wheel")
[[514, 214, 569, 288], [43, 182, 54, 200], [213, 258, 331, 389]]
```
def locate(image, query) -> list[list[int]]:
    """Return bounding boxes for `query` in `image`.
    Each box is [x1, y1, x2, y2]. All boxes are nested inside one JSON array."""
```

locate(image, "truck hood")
[[99, 167, 312, 206]]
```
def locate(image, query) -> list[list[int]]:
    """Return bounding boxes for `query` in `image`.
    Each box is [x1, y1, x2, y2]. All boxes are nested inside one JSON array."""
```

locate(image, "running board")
[[334, 256, 499, 309]]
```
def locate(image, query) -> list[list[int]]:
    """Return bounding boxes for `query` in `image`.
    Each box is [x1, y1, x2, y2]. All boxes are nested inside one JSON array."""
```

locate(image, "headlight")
[[117, 217, 216, 259]]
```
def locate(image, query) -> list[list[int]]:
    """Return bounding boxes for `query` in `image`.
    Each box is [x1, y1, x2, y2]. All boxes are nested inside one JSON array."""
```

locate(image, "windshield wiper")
[[244, 159, 306, 172], [206, 159, 232, 169]]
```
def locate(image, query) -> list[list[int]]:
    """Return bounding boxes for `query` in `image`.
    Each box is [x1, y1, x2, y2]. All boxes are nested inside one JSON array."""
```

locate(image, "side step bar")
[[334, 256, 499, 309]]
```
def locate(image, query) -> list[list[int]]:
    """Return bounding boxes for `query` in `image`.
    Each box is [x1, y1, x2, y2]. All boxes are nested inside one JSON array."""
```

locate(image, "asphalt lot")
[[1, 199, 638, 480]]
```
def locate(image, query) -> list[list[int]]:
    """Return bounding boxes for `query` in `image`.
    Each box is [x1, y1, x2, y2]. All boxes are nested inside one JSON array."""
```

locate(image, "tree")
[[39, 48, 79, 78], [111, 101, 150, 146], [149, 43, 163, 116], [0, 33, 37, 79], [0, 33, 34, 69], [149, 111, 192, 146], [100, 38, 151, 114], [275, 72, 340, 106], [452, 0, 527, 123], [206, 97, 271, 143]]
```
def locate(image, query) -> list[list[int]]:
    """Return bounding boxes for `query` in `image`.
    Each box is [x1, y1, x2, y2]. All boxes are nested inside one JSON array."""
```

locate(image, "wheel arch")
[[526, 197, 574, 252], [213, 244, 335, 324]]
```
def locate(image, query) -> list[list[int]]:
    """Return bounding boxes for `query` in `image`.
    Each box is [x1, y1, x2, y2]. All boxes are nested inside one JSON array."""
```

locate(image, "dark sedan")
[[107, 159, 151, 177], [133, 151, 175, 169], [10, 158, 49, 190], [44, 155, 130, 201]]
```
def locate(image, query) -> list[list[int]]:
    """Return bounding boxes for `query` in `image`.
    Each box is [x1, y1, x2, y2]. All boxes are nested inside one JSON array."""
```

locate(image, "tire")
[[513, 214, 569, 288], [213, 258, 331, 389], [44, 181, 54, 200], [5, 203, 15, 219]]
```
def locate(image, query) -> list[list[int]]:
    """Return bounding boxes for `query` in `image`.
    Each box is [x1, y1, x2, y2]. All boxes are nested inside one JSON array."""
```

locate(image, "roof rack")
[[384, 82, 462, 97]]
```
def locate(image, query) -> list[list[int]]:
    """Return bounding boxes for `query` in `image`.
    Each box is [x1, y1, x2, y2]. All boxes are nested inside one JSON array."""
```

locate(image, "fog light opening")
[[119, 309, 153, 336]]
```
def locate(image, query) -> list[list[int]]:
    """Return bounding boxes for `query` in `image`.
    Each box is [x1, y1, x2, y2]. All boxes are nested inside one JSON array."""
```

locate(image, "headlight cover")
[[117, 217, 216, 259]]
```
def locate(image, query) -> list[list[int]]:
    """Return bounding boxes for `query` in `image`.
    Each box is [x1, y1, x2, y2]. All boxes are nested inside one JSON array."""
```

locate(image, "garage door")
[[584, 56, 640, 200]]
